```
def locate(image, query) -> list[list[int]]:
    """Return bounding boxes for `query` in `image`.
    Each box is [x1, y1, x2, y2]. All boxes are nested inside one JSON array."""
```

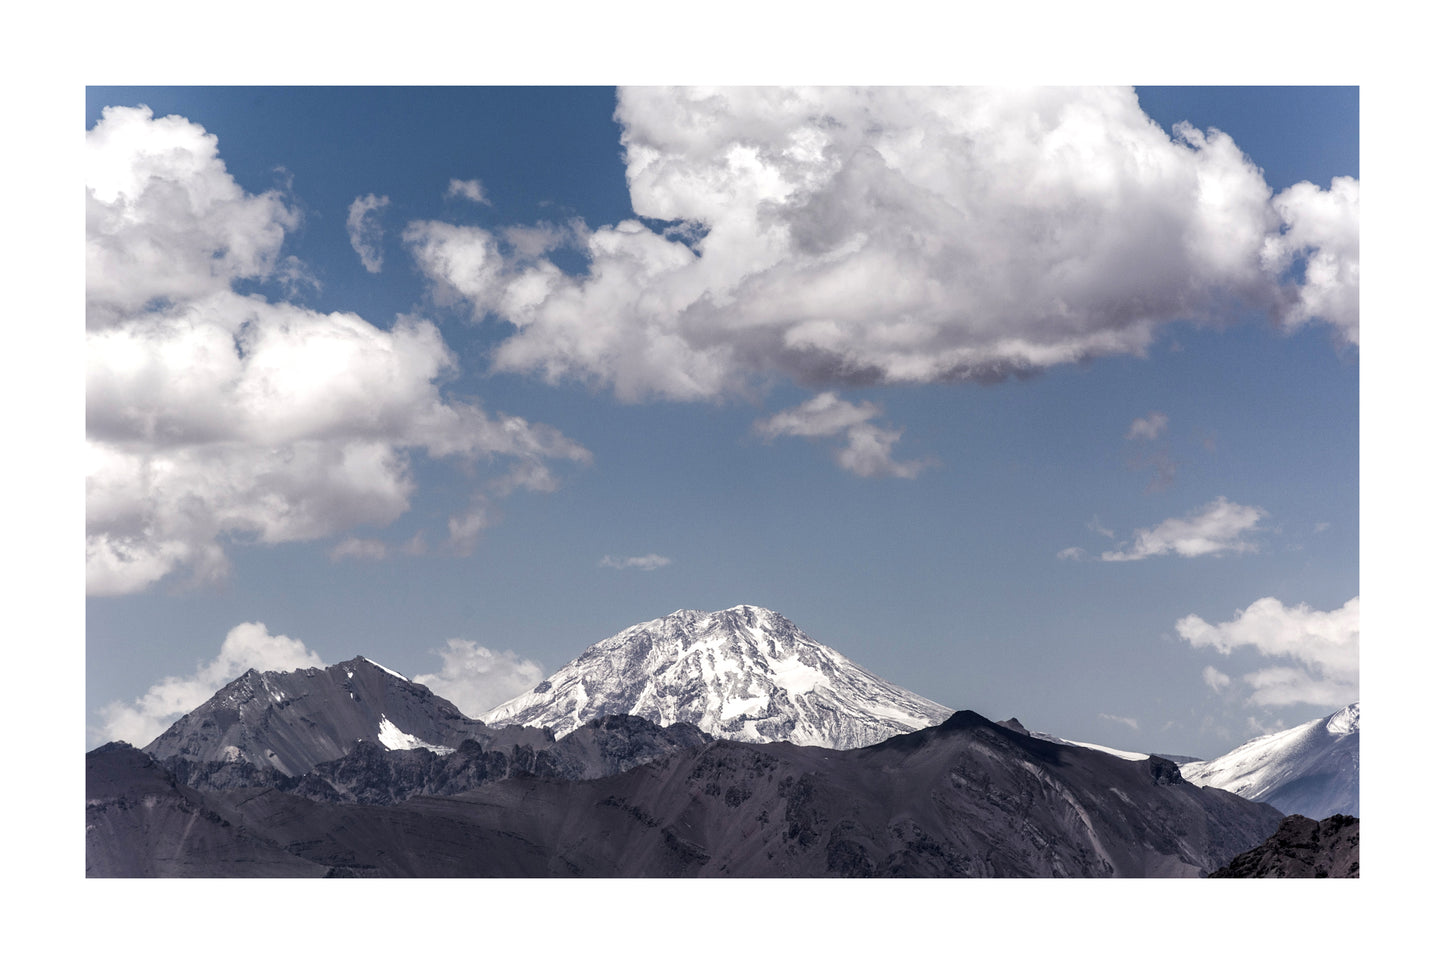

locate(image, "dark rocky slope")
[[85, 742, 322, 877], [1209, 814, 1360, 878], [93, 711, 1284, 877]]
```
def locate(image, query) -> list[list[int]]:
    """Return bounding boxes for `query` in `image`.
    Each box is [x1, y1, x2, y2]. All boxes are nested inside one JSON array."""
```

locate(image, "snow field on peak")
[[363, 657, 410, 681], [376, 715, 453, 755]]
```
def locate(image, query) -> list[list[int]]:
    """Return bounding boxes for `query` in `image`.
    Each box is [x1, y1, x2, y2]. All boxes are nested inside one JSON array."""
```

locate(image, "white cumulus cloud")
[[1101, 497, 1266, 561], [1262, 176, 1360, 344], [412, 639, 544, 718], [347, 193, 390, 272], [406, 87, 1358, 402], [86, 106, 590, 595], [754, 392, 931, 479], [94, 622, 323, 747], [1176, 596, 1359, 707]]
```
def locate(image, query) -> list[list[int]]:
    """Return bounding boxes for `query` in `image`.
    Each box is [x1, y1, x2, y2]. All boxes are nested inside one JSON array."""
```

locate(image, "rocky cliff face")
[[483, 605, 953, 749], [1209, 814, 1360, 878]]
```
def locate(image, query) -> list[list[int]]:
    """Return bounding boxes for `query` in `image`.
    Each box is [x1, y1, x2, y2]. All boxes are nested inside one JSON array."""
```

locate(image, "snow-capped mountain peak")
[[482, 604, 953, 749], [1180, 702, 1359, 819]]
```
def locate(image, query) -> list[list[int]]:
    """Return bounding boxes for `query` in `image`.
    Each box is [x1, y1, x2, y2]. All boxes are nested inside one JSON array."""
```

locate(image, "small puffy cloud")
[[329, 537, 388, 562], [599, 553, 673, 571], [754, 392, 931, 479], [1098, 713, 1139, 731], [86, 107, 590, 595], [446, 499, 491, 556], [446, 178, 490, 205], [1127, 412, 1168, 441], [407, 87, 1356, 402], [94, 622, 323, 747], [1176, 596, 1359, 707], [1056, 546, 1086, 561], [1202, 665, 1232, 693], [1101, 497, 1266, 561], [347, 193, 390, 272], [412, 639, 544, 718]]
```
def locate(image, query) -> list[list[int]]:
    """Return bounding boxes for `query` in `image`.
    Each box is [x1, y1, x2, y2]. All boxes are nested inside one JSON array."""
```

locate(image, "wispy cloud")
[[1177, 596, 1358, 707], [446, 178, 490, 205], [1098, 713, 1139, 731], [329, 537, 388, 562], [347, 193, 390, 272], [1126, 412, 1168, 441], [1101, 497, 1266, 561], [755, 393, 932, 479], [599, 553, 673, 571], [1202, 665, 1231, 693]]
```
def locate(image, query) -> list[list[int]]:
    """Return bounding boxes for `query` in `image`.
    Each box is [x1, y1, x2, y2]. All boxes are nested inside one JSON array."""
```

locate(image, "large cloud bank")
[[408, 87, 1359, 403], [86, 106, 589, 595]]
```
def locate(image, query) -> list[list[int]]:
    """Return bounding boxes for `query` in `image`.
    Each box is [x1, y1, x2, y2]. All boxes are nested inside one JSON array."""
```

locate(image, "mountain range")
[[86, 604, 1355, 877]]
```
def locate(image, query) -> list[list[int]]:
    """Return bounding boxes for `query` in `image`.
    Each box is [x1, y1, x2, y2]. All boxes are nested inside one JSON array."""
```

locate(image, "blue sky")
[[85, 86, 1359, 759]]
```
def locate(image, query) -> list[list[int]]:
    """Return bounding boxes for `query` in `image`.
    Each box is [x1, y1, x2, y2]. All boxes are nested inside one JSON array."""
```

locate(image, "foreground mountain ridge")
[[1181, 703, 1359, 820], [482, 604, 953, 749], [89, 710, 1285, 877]]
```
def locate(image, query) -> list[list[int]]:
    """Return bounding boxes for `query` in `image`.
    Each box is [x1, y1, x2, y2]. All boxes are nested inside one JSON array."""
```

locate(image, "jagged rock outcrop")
[[484, 605, 952, 748], [1209, 814, 1360, 878], [290, 715, 713, 805]]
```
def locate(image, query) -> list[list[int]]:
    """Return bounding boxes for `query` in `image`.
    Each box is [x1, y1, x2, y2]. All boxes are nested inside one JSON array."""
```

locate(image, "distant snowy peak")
[[1181, 702, 1359, 819], [482, 604, 953, 749]]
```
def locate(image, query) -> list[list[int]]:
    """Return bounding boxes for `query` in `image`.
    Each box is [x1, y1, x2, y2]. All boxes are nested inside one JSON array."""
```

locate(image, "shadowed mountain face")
[[85, 742, 323, 878], [1209, 814, 1360, 878], [1181, 704, 1359, 820], [90, 711, 1283, 877], [144, 656, 552, 777], [483, 605, 953, 748]]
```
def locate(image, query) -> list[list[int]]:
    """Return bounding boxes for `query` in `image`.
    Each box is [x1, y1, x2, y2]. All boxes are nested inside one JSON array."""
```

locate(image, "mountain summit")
[[143, 655, 547, 776], [481, 605, 953, 749], [1180, 702, 1359, 819]]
